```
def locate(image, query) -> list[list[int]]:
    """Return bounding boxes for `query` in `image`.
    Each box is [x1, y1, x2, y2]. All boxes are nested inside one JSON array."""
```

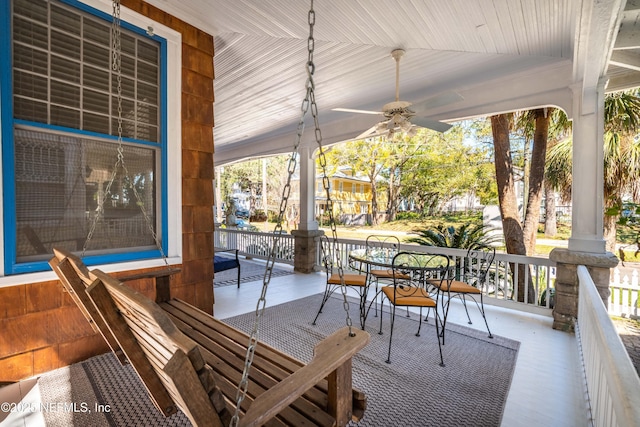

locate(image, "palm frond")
[[408, 223, 500, 249]]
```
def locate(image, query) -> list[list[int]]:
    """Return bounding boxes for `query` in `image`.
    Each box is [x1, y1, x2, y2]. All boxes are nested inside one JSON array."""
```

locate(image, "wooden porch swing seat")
[[49, 248, 369, 427]]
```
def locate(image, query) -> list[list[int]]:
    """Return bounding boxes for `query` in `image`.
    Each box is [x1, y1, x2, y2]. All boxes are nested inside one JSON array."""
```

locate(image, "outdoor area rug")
[[38, 352, 190, 426], [36, 293, 519, 426], [214, 257, 294, 287], [225, 294, 520, 427]]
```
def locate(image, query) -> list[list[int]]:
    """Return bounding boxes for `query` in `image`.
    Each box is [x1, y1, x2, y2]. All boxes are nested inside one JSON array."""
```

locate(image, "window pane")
[[51, 55, 80, 83], [13, 0, 161, 142], [137, 61, 157, 84], [83, 43, 110, 69], [51, 29, 81, 60], [137, 41, 158, 63], [83, 112, 110, 134], [138, 82, 158, 104], [14, 127, 157, 262], [14, 98, 47, 122], [14, 0, 47, 23], [121, 33, 136, 56], [51, 4, 80, 36], [13, 70, 47, 101], [51, 80, 80, 109], [83, 17, 110, 45], [83, 88, 109, 114], [83, 65, 109, 91], [13, 44, 48, 74], [13, 16, 49, 50], [121, 55, 136, 78], [51, 106, 80, 128]]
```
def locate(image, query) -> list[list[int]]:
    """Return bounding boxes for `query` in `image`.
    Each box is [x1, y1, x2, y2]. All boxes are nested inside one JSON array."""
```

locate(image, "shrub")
[[407, 223, 500, 249], [395, 211, 421, 220]]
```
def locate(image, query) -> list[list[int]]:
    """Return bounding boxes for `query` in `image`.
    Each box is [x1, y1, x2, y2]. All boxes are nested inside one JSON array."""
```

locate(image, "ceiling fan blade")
[[412, 117, 453, 133], [355, 124, 381, 139], [411, 91, 464, 113], [332, 108, 383, 115]]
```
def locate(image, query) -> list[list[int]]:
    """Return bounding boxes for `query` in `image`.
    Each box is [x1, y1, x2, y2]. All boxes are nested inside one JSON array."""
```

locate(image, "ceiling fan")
[[333, 49, 463, 139]]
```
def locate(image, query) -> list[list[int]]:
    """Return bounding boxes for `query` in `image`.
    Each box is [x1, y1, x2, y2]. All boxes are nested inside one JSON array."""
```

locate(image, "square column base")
[[549, 248, 618, 332], [291, 229, 325, 274]]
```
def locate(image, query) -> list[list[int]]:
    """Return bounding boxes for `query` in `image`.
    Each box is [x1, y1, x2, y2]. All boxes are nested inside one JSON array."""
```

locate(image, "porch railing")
[[214, 228, 295, 265], [322, 238, 556, 314], [214, 229, 556, 312], [576, 265, 640, 427]]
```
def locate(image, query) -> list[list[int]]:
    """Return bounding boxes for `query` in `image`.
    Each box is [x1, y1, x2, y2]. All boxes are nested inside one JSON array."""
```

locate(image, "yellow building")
[[315, 167, 384, 220]]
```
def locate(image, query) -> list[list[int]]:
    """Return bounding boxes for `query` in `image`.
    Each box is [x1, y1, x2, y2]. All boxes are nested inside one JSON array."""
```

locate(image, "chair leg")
[[415, 307, 423, 337], [312, 285, 335, 326], [385, 303, 397, 364], [358, 290, 367, 330], [370, 278, 379, 317], [438, 291, 451, 346], [460, 295, 473, 324], [378, 294, 386, 336], [434, 306, 445, 367], [479, 294, 493, 339]]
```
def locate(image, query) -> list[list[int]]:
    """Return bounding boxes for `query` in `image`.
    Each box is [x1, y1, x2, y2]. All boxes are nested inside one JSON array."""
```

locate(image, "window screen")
[[15, 127, 157, 262]]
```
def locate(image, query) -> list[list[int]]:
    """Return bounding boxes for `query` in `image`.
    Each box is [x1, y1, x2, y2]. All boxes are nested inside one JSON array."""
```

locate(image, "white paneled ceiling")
[[143, 0, 640, 164]]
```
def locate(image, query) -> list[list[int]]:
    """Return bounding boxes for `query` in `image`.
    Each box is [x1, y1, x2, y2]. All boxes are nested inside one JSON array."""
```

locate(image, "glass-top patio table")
[[348, 248, 451, 272]]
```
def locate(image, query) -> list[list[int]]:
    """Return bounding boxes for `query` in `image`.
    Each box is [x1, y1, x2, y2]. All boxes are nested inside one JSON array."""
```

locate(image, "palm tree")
[[490, 110, 549, 303], [545, 90, 640, 251]]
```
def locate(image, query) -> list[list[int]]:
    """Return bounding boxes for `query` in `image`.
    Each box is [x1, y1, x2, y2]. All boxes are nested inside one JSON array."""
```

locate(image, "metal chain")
[[230, 1, 353, 425], [83, 0, 168, 264]]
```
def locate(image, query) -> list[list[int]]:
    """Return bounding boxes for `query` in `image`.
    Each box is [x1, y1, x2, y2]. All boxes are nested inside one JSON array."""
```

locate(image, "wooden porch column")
[[568, 80, 607, 254], [550, 80, 618, 331], [298, 146, 318, 232], [291, 147, 323, 273]]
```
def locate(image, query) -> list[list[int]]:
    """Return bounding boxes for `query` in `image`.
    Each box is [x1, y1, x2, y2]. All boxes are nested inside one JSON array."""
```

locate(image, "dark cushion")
[[213, 255, 239, 272]]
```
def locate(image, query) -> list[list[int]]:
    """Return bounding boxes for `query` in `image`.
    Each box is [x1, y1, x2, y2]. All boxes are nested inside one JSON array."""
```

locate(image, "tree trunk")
[[491, 114, 526, 255], [544, 182, 557, 237], [491, 114, 535, 303], [387, 166, 398, 221], [522, 109, 550, 256], [604, 213, 618, 253], [370, 180, 379, 226]]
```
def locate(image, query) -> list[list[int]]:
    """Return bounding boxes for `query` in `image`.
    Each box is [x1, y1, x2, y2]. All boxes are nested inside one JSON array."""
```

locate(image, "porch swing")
[[49, 1, 370, 426]]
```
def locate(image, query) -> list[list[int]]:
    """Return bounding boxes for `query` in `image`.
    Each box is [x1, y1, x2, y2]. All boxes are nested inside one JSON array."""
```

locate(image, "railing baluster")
[[214, 229, 569, 311]]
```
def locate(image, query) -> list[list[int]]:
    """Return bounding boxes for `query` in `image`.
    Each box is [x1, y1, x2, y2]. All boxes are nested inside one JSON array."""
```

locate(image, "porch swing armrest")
[[239, 326, 370, 427]]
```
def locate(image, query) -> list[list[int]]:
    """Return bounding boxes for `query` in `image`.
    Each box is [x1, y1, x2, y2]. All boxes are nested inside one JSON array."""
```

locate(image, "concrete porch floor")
[[0, 269, 590, 426]]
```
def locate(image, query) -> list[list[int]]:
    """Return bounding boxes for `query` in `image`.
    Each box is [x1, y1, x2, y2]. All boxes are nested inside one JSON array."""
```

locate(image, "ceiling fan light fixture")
[[399, 118, 412, 132]]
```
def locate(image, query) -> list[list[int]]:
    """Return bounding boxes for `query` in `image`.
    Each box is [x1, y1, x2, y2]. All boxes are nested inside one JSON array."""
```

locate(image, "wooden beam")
[[606, 70, 640, 92], [613, 24, 640, 50], [610, 51, 640, 71]]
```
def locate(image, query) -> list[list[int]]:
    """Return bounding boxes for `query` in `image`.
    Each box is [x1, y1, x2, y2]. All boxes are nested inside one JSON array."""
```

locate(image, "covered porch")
[[1, 0, 640, 425], [0, 270, 589, 426]]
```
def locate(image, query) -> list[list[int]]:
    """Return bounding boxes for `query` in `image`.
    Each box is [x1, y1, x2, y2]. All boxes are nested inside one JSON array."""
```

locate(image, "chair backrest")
[[365, 234, 400, 252], [319, 234, 338, 275], [462, 245, 496, 288], [391, 252, 451, 287]]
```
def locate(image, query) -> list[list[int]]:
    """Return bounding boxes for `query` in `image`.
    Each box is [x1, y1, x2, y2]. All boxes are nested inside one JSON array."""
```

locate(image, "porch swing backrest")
[[49, 247, 369, 427]]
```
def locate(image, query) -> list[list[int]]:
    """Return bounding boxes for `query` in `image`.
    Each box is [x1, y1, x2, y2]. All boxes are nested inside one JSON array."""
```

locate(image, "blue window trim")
[[2, 0, 169, 274]]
